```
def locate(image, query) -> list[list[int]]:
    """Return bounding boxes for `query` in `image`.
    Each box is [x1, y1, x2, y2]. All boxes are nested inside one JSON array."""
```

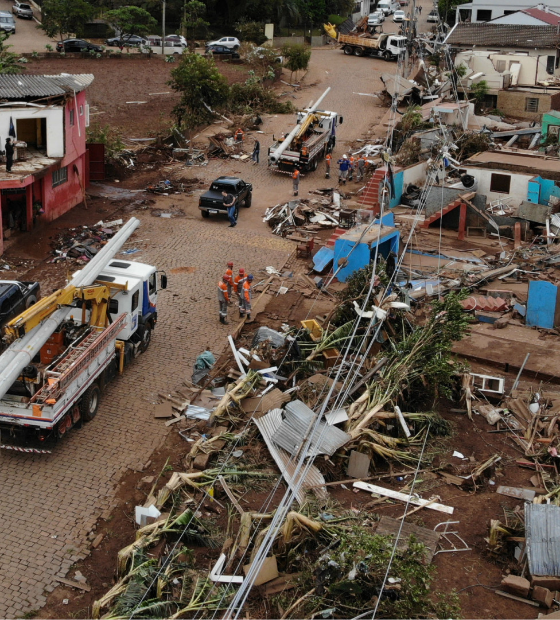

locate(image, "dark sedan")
[[56, 39, 103, 53], [205, 44, 240, 58]]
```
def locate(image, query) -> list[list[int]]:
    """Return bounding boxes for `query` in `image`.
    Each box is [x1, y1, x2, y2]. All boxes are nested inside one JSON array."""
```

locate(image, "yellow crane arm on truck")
[[324, 23, 338, 40], [3, 281, 128, 344]]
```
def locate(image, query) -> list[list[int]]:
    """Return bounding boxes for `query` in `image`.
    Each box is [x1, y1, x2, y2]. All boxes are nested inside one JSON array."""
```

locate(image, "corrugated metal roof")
[[0, 74, 94, 99], [447, 23, 560, 49], [525, 503, 560, 576], [271, 400, 351, 457], [253, 408, 327, 505]]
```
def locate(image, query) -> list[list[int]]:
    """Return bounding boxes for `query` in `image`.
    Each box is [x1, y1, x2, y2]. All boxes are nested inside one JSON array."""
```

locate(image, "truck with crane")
[[324, 23, 406, 60], [268, 88, 343, 173], [0, 217, 167, 453]]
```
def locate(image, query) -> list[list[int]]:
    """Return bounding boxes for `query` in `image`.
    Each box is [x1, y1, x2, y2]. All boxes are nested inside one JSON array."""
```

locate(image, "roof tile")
[[448, 23, 560, 48]]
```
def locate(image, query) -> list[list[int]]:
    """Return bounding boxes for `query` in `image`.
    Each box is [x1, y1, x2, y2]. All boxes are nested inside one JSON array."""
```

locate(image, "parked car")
[[372, 9, 385, 21], [0, 281, 40, 331], [165, 34, 187, 46], [427, 9, 439, 21], [105, 35, 148, 47], [12, 2, 33, 19], [206, 36, 240, 51], [56, 38, 103, 53], [368, 13, 383, 25], [206, 44, 240, 58], [199, 176, 252, 219], [0, 12, 16, 34], [393, 9, 406, 21]]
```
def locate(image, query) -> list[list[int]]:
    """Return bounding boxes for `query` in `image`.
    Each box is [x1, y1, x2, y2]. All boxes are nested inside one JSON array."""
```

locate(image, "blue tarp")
[[313, 246, 334, 272]]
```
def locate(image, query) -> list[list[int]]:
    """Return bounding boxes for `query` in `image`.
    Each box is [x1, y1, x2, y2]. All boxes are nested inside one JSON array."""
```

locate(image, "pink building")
[[0, 74, 94, 254]]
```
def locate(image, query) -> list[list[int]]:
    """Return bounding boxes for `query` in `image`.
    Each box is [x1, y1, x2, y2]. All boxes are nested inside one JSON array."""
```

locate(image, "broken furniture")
[[339, 209, 357, 229], [296, 238, 314, 259]]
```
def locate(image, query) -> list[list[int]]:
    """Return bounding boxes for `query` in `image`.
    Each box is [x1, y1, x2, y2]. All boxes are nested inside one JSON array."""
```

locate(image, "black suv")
[[56, 39, 103, 53], [199, 177, 252, 219], [0, 281, 40, 329]]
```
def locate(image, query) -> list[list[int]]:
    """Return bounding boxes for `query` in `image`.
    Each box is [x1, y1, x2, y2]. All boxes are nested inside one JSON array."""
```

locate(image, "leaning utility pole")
[[161, 0, 166, 56]]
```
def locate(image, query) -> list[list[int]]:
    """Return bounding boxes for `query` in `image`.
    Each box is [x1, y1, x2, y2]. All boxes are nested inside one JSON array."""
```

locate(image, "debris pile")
[[49, 219, 124, 264]]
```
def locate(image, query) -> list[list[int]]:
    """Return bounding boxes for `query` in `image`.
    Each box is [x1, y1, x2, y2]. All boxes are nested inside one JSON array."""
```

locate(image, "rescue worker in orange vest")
[[225, 261, 234, 298], [241, 274, 254, 319], [325, 153, 332, 179], [292, 167, 300, 196], [218, 275, 230, 324], [235, 128, 244, 142], [348, 155, 355, 181], [235, 268, 246, 314]]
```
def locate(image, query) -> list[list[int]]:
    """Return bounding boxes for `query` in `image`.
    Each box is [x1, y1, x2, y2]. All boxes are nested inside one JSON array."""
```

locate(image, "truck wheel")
[[244, 192, 252, 208], [343, 46, 353, 55], [81, 383, 101, 422], [25, 295, 37, 309], [383, 51, 392, 61], [354, 47, 365, 57], [140, 325, 152, 353], [311, 158, 318, 171], [201, 210, 210, 218]]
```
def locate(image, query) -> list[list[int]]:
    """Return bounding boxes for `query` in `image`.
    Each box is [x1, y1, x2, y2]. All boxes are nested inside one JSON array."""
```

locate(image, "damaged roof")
[[447, 23, 560, 49], [0, 75, 94, 100]]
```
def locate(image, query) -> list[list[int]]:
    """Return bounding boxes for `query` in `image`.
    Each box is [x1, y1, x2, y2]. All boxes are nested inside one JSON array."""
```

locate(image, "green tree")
[[235, 20, 267, 45], [168, 51, 229, 138], [0, 32, 20, 74], [281, 43, 311, 79], [471, 80, 489, 103], [181, 0, 209, 42], [104, 6, 158, 46], [38, 0, 94, 40]]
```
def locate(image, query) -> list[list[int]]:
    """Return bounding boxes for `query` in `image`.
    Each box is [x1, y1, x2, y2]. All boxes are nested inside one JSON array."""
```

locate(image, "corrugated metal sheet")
[[325, 408, 349, 426], [253, 409, 327, 505], [0, 74, 94, 99], [525, 503, 560, 577], [271, 400, 351, 457]]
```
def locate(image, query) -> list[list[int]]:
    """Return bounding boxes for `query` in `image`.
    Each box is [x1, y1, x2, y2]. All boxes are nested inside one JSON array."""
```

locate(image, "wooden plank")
[[218, 475, 244, 515], [495, 590, 539, 607], [376, 516, 440, 564], [165, 415, 185, 427], [353, 481, 454, 514], [54, 577, 91, 592]]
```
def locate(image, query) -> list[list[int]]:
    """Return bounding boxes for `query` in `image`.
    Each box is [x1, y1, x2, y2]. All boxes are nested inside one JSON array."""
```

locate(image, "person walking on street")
[[252, 139, 260, 165], [241, 274, 254, 319], [5, 138, 14, 173], [325, 153, 332, 178], [337, 155, 350, 184], [356, 156, 366, 181], [218, 275, 230, 324], [292, 168, 300, 196], [418, 5, 422, 13], [235, 268, 246, 315], [222, 190, 237, 228]]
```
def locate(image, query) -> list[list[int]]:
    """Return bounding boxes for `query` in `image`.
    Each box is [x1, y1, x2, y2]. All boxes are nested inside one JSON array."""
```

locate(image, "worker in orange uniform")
[[235, 268, 246, 315], [325, 153, 332, 179], [225, 261, 234, 298], [218, 275, 230, 324], [235, 128, 244, 143], [348, 155, 355, 181], [241, 274, 254, 319], [292, 168, 300, 196]]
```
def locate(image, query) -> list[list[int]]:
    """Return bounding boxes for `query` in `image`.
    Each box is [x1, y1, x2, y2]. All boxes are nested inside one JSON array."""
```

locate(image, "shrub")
[[235, 21, 267, 45], [281, 42, 311, 78], [229, 81, 294, 114], [328, 13, 346, 25]]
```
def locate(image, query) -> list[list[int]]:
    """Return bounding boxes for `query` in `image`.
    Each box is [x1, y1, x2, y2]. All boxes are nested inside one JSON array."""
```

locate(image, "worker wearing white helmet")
[[337, 154, 350, 185]]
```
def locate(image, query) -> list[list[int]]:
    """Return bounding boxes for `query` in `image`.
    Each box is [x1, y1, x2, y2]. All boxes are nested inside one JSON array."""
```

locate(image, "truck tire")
[[311, 158, 318, 171], [25, 295, 37, 309], [354, 47, 365, 57], [343, 45, 353, 55], [81, 383, 101, 422], [140, 324, 152, 353], [383, 51, 392, 61], [201, 210, 210, 218], [244, 192, 252, 208]]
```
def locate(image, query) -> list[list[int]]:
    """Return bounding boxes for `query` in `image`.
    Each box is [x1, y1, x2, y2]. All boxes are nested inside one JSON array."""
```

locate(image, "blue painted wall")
[[334, 231, 400, 282], [378, 171, 404, 209], [526, 280, 558, 329], [527, 176, 560, 206]]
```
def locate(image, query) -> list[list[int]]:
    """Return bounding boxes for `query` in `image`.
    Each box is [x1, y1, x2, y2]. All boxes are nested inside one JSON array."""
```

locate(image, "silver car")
[[0, 12, 16, 34], [12, 2, 33, 19]]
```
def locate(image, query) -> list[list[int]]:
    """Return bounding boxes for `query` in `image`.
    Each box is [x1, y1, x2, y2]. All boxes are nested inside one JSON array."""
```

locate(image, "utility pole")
[[161, 0, 166, 56]]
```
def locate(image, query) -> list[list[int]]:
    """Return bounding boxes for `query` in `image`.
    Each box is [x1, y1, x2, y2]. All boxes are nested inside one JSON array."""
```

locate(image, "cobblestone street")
[[0, 46, 390, 617]]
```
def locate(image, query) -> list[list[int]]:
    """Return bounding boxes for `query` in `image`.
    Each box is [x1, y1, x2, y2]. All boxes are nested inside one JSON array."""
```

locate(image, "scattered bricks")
[[502, 575, 531, 598], [193, 453, 211, 470], [139, 475, 155, 487], [91, 533, 104, 549], [533, 586, 554, 608], [532, 577, 560, 591]]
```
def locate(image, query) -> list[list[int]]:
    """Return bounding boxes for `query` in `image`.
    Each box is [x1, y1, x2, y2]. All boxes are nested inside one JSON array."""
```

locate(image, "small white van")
[[377, 0, 400, 14]]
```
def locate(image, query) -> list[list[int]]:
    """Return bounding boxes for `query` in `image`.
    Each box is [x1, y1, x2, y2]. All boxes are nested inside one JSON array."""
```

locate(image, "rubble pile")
[[49, 219, 123, 264]]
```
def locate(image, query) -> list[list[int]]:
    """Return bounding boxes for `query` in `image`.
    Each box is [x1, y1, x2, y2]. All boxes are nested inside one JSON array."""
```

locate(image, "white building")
[[456, 0, 560, 22], [490, 5, 560, 24]]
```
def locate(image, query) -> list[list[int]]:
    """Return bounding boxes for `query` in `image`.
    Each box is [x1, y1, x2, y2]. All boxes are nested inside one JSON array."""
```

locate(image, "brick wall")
[[497, 90, 553, 121]]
